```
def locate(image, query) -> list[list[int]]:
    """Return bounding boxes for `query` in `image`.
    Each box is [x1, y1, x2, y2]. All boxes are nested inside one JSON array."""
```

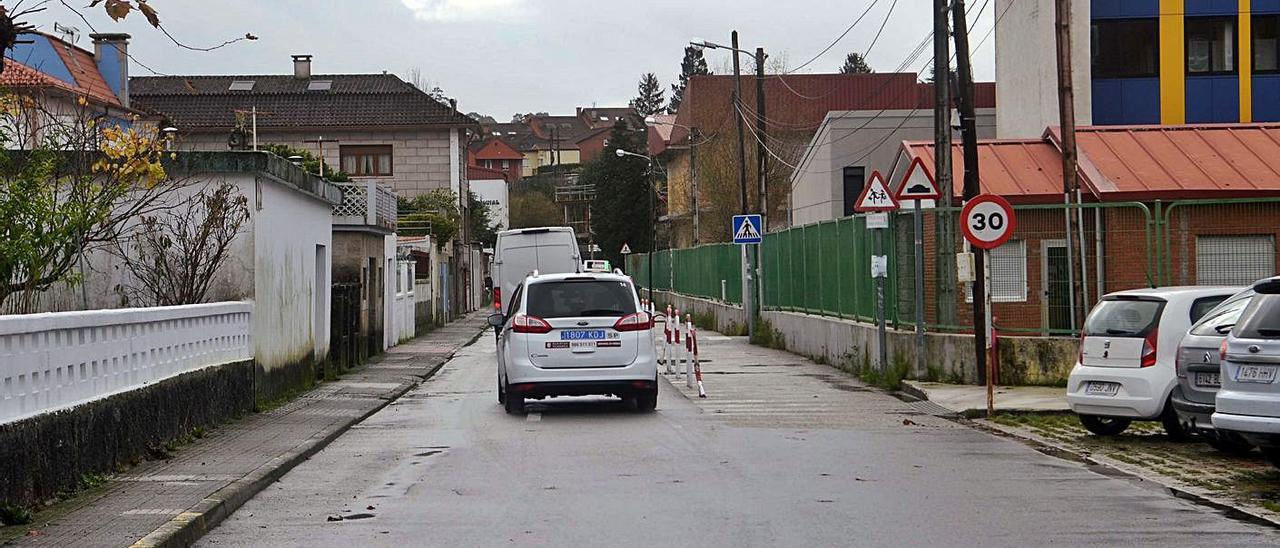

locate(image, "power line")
[[733, 100, 799, 170], [771, 0, 900, 102], [781, 0, 885, 75]]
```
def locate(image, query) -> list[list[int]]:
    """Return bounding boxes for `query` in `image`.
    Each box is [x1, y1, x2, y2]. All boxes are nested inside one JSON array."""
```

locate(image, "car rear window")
[[1235, 294, 1280, 339], [1189, 291, 1254, 336], [526, 280, 636, 318], [1189, 295, 1229, 324], [1084, 298, 1165, 337]]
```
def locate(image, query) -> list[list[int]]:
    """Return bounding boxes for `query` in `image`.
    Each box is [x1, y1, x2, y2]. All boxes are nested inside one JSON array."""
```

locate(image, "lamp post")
[[645, 116, 700, 244], [616, 148, 659, 305], [690, 33, 767, 338]]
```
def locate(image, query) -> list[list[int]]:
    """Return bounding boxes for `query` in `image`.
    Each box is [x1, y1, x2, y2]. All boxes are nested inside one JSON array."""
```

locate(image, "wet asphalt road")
[[198, 335, 1279, 547]]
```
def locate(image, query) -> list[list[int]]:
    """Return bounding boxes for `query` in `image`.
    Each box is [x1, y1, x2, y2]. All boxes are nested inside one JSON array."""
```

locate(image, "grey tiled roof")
[[130, 74, 478, 130]]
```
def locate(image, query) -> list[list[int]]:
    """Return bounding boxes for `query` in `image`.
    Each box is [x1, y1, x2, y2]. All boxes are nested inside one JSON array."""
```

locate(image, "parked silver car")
[[1212, 277, 1280, 469], [1171, 287, 1256, 453]]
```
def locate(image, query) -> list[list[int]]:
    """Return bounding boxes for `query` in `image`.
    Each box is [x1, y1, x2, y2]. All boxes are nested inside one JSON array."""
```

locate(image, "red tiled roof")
[[468, 164, 513, 182], [1, 33, 124, 109], [1058, 124, 1280, 200], [471, 136, 523, 160], [902, 140, 1068, 204]]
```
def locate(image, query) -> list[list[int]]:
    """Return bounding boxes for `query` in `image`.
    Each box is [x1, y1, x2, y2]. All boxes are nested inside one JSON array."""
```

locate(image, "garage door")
[[1196, 235, 1276, 285]]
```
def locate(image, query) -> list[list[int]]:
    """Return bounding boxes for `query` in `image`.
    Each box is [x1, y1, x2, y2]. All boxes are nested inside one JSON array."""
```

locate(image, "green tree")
[[669, 46, 711, 114], [586, 121, 653, 268], [508, 190, 560, 229], [260, 143, 350, 181], [468, 191, 499, 248], [839, 52, 873, 74], [629, 72, 666, 118], [397, 190, 459, 248]]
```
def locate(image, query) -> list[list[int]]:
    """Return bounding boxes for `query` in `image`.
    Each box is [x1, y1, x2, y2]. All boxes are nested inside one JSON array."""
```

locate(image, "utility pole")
[[754, 46, 768, 323], [1055, 0, 1086, 327], [953, 0, 987, 385], [730, 30, 755, 339], [690, 127, 700, 245], [934, 0, 956, 327]]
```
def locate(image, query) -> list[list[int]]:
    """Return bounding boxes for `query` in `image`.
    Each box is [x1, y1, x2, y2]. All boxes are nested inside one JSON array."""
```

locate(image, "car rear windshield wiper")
[[1105, 328, 1138, 336], [1214, 323, 1236, 334], [579, 309, 628, 316], [1257, 328, 1280, 337]]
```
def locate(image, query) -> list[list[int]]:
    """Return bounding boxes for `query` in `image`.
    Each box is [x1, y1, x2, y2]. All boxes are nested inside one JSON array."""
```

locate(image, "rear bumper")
[[504, 343, 659, 388], [1212, 412, 1280, 447], [508, 379, 657, 399], [1066, 363, 1174, 419], [1170, 385, 1216, 430]]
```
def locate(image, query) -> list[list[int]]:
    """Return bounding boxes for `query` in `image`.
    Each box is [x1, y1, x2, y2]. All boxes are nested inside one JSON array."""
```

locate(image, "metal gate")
[[330, 282, 363, 371]]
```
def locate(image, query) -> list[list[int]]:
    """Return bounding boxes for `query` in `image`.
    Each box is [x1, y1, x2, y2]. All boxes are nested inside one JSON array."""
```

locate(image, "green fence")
[[628, 243, 743, 304], [762, 215, 898, 324]]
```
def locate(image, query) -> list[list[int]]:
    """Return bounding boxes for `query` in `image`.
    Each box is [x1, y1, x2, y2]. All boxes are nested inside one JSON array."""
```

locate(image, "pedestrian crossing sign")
[[620, 243, 632, 254], [732, 214, 763, 244]]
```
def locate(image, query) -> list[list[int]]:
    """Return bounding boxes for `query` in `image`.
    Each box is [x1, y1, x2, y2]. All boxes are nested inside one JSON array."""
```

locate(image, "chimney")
[[90, 33, 130, 108], [449, 98, 457, 115], [292, 54, 313, 79]]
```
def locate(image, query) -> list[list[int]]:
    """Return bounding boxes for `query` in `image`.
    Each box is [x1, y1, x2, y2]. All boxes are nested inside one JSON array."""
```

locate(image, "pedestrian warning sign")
[[854, 171, 899, 212], [732, 214, 763, 244], [620, 243, 632, 254]]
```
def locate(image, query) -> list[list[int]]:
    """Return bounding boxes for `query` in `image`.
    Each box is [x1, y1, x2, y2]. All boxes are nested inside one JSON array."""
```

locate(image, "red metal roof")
[[1057, 124, 1280, 200], [902, 140, 1068, 204]]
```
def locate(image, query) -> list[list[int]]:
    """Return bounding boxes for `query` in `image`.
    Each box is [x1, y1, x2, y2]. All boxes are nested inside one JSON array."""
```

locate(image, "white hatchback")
[[489, 272, 658, 414], [1067, 286, 1240, 437]]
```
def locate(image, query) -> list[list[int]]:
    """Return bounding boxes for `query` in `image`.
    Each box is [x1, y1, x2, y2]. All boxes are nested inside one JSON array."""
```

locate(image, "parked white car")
[[489, 271, 658, 414], [1067, 286, 1240, 437], [1211, 277, 1280, 468]]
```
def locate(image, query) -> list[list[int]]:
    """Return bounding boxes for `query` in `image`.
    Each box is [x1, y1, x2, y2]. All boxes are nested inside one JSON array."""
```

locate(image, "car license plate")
[[1085, 381, 1120, 396], [560, 329, 606, 341], [1237, 365, 1278, 384], [1194, 372, 1221, 387]]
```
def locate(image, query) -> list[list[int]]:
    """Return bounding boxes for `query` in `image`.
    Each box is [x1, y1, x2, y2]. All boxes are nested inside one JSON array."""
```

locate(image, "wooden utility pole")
[[1055, 0, 1083, 329], [953, 0, 986, 385], [934, 0, 956, 327]]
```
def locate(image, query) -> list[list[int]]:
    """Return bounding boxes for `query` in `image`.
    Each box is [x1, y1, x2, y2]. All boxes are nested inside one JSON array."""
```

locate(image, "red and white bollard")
[[692, 325, 706, 398], [685, 314, 694, 388], [663, 305, 674, 374]]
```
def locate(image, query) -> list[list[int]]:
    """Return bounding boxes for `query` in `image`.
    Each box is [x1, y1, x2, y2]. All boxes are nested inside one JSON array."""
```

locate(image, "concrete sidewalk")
[[2, 312, 488, 548], [901, 380, 1070, 415]]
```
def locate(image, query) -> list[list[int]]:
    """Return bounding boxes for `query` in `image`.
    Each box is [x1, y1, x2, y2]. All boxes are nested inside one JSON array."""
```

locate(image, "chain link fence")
[[629, 198, 1279, 337]]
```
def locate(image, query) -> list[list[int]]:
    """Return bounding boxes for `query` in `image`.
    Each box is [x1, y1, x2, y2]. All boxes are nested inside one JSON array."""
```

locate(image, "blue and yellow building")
[[1092, 0, 1280, 124]]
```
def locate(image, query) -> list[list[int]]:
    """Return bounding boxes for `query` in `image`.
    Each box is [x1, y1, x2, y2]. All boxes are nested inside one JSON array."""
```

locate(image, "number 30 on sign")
[[960, 194, 1016, 250]]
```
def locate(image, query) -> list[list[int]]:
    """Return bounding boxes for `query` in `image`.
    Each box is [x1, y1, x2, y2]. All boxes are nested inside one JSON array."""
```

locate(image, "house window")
[[967, 240, 1028, 303], [340, 145, 393, 176], [1254, 15, 1280, 73], [1091, 19, 1160, 78], [1186, 17, 1237, 74], [501, 159, 509, 169], [1196, 235, 1275, 285]]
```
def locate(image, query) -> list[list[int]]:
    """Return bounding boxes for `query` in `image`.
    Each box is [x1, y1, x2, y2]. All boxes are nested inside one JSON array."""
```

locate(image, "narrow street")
[[198, 332, 1279, 547]]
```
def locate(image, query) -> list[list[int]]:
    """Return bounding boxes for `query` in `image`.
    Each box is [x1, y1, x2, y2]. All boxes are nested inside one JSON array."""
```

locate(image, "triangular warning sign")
[[854, 171, 899, 212], [896, 157, 940, 200], [620, 243, 632, 254], [733, 217, 761, 241]]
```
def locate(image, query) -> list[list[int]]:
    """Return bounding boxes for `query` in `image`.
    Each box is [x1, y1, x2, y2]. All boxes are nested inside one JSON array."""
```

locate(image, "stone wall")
[[0, 360, 254, 510]]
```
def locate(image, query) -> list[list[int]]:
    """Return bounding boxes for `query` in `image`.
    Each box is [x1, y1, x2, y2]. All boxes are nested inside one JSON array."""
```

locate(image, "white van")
[[492, 227, 580, 311]]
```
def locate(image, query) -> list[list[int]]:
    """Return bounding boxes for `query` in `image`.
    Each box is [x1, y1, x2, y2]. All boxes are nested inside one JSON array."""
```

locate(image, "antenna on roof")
[[53, 23, 80, 44]]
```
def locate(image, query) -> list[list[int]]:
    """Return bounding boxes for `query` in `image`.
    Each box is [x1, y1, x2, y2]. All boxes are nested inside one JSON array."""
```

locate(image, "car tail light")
[[511, 314, 552, 334], [1140, 330, 1158, 368], [613, 312, 652, 332], [493, 287, 502, 311], [1220, 338, 1229, 362]]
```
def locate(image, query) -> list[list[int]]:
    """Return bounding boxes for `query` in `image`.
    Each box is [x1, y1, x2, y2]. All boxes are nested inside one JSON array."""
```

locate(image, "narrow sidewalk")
[[3, 312, 488, 548], [901, 380, 1070, 415]]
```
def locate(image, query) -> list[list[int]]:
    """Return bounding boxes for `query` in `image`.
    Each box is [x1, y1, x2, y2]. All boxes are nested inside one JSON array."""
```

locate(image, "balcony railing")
[[333, 181, 397, 232]]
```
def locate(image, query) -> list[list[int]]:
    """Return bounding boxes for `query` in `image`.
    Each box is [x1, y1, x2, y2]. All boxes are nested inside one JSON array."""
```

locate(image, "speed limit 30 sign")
[[960, 194, 1016, 250]]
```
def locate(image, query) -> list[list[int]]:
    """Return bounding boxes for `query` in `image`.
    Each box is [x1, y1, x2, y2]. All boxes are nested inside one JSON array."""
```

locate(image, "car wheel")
[[1207, 431, 1254, 455], [1079, 414, 1131, 436], [504, 388, 524, 415], [635, 389, 658, 413], [1264, 447, 1280, 470], [1160, 404, 1192, 442]]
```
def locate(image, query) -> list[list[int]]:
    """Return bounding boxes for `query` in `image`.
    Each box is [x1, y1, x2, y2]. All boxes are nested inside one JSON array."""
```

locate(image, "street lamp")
[[616, 148, 659, 305]]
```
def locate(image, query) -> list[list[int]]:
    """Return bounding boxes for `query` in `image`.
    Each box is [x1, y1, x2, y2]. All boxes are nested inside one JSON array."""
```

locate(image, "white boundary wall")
[[0, 302, 253, 425]]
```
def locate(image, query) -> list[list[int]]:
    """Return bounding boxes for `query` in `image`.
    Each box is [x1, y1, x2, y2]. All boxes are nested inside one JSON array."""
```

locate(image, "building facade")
[[997, 0, 1280, 136]]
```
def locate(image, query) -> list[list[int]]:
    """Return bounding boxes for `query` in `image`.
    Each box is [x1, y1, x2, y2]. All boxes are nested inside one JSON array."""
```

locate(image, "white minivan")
[[492, 227, 580, 311], [1067, 286, 1239, 438]]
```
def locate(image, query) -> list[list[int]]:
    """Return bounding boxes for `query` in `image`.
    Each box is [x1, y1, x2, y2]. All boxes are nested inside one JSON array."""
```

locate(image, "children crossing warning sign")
[[731, 214, 763, 244]]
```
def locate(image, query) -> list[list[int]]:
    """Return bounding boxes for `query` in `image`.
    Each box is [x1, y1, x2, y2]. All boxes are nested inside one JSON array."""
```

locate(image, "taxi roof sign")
[[853, 171, 899, 212]]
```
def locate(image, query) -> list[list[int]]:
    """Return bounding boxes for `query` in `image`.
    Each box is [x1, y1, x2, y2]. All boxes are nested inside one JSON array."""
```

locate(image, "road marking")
[[527, 413, 541, 422]]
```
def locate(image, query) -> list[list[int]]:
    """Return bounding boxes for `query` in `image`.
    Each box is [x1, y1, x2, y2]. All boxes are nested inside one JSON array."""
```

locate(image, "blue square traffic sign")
[[732, 214, 763, 244]]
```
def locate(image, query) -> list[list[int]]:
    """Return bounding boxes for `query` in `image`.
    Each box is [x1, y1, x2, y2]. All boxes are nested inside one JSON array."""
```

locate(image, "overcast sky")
[[23, 0, 998, 118]]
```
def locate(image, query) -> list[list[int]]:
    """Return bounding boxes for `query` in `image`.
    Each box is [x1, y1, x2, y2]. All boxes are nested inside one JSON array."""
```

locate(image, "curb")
[[973, 419, 1280, 530], [130, 327, 476, 548]]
